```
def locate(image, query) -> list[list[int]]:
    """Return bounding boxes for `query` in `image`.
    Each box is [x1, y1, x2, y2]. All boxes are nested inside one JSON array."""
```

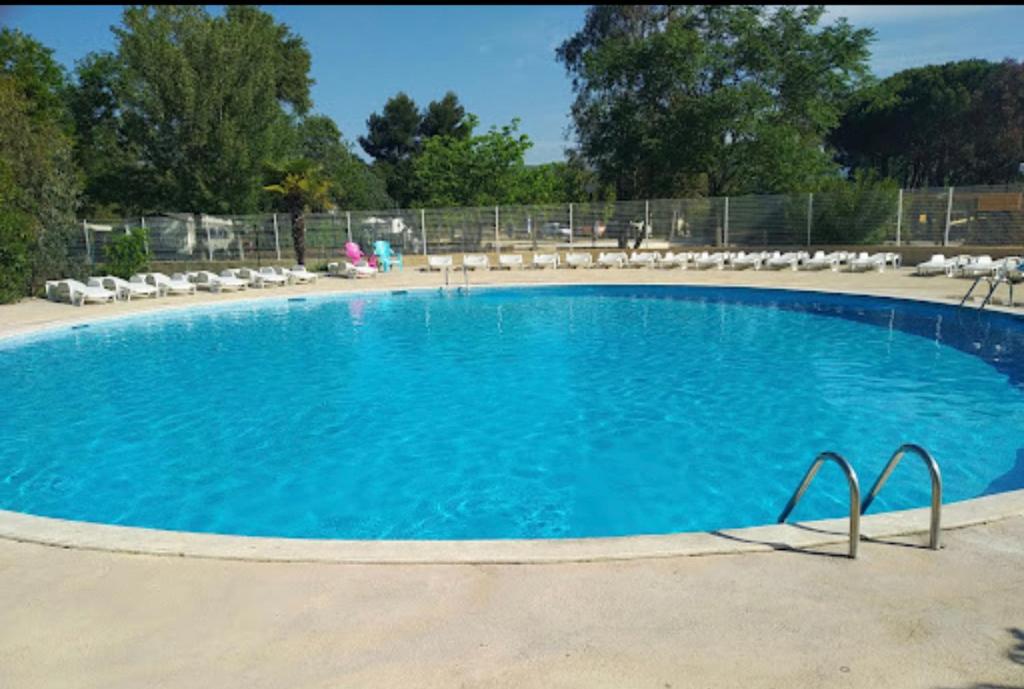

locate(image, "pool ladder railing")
[[959, 265, 1020, 309], [778, 444, 942, 559], [440, 265, 470, 294]]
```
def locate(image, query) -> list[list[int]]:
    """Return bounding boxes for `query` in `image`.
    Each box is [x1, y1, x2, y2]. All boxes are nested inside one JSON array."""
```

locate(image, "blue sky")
[[2, 5, 1023, 164]]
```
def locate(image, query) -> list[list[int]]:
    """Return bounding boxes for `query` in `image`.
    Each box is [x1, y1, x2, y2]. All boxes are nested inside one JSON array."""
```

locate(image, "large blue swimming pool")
[[1, 285, 1022, 540]]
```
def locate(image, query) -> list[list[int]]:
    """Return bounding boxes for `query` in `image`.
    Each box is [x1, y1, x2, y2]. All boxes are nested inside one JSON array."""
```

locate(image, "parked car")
[[575, 222, 607, 238], [540, 222, 572, 239]]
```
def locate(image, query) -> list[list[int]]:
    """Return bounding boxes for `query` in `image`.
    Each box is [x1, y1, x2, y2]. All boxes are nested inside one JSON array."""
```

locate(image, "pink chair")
[[344, 241, 364, 263]]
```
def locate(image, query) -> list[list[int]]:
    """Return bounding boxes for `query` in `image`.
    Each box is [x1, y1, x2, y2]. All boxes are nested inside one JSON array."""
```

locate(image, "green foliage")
[[412, 119, 540, 207], [831, 59, 1024, 187], [808, 170, 900, 244], [295, 115, 393, 209], [67, 5, 313, 215], [0, 28, 71, 129], [103, 227, 150, 278], [557, 5, 873, 199], [0, 57, 82, 302], [262, 158, 335, 265]]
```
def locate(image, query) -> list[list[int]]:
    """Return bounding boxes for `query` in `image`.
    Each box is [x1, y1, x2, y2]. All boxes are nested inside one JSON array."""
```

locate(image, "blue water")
[[1, 285, 1023, 540]]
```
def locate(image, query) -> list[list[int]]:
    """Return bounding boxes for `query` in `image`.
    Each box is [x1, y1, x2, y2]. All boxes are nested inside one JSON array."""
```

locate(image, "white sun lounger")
[[729, 252, 764, 270], [280, 265, 318, 284], [850, 252, 886, 273], [765, 252, 802, 271], [627, 251, 659, 268], [53, 278, 116, 306], [657, 252, 690, 269], [461, 254, 490, 271], [426, 255, 453, 271], [797, 251, 839, 272], [694, 252, 725, 270], [91, 275, 159, 300], [959, 255, 997, 278], [532, 253, 559, 269], [144, 272, 197, 295], [497, 254, 523, 270], [327, 261, 376, 278], [915, 254, 954, 276], [255, 266, 290, 286], [597, 252, 627, 268], [565, 252, 594, 268]]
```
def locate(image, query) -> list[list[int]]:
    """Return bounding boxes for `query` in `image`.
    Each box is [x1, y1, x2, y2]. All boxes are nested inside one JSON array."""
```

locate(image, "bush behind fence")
[[75, 184, 1024, 266]]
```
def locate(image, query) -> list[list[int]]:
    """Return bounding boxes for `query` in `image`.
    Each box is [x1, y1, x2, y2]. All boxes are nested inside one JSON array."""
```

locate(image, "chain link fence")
[[75, 184, 1024, 266]]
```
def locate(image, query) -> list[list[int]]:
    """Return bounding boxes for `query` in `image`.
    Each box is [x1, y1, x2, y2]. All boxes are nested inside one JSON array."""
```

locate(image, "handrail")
[[861, 443, 942, 550], [778, 451, 861, 559]]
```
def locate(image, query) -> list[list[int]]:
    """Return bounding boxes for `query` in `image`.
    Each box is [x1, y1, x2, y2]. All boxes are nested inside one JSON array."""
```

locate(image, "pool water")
[[1, 285, 1022, 539]]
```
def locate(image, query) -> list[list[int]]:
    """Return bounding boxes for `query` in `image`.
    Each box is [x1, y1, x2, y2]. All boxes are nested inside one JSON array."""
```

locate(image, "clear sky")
[[2, 5, 1023, 165]]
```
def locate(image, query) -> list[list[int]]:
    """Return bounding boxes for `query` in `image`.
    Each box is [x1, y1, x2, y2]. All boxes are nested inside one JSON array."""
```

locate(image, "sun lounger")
[[91, 275, 159, 300], [279, 265, 318, 284], [53, 278, 116, 306], [144, 272, 197, 295], [915, 254, 955, 276], [797, 251, 839, 272], [959, 256, 997, 278], [729, 252, 765, 270], [497, 254, 524, 270], [657, 252, 690, 269], [596, 252, 627, 268], [694, 252, 725, 270], [627, 251, 659, 268], [461, 254, 490, 271], [565, 252, 594, 268], [532, 253, 559, 269], [849, 252, 886, 273], [426, 255, 453, 271], [764, 252, 802, 271]]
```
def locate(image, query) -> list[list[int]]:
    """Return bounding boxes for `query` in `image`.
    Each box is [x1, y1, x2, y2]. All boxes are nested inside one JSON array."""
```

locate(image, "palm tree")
[[262, 159, 335, 266]]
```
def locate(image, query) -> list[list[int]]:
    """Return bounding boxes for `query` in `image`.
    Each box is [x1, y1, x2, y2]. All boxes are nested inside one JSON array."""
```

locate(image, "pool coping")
[[2, 277, 1023, 563]]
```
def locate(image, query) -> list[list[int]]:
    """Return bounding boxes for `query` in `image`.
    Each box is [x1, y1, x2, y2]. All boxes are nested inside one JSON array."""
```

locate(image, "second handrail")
[[861, 443, 942, 550], [778, 451, 861, 559]]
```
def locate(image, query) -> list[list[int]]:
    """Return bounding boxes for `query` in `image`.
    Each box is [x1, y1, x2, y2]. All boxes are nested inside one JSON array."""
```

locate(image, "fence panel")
[[69, 184, 1024, 268]]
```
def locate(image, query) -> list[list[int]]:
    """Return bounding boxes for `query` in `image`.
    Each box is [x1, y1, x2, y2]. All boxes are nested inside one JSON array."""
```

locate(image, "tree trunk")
[[291, 207, 306, 266]]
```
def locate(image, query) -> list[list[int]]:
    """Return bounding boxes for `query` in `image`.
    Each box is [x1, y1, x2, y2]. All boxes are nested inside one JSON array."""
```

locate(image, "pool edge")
[[2, 278, 1023, 562]]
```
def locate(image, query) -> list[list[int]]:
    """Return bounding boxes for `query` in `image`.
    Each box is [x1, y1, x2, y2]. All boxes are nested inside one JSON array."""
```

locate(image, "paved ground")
[[1, 266, 1022, 688]]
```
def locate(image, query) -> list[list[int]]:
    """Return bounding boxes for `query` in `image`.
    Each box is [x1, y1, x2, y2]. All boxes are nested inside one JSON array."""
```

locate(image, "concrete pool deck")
[[1, 266, 1023, 687]]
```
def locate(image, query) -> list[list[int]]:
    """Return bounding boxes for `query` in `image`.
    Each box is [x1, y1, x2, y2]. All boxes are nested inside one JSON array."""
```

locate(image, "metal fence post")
[[568, 202, 573, 246], [82, 220, 92, 266], [806, 193, 813, 247], [896, 189, 903, 247], [272, 213, 281, 260], [204, 216, 213, 261], [644, 199, 650, 246], [420, 209, 427, 255], [238, 222, 245, 262], [345, 211, 352, 244], [494, 205, 500, 253], [723, 197, 730, 247], [944, 186, 954, 247]]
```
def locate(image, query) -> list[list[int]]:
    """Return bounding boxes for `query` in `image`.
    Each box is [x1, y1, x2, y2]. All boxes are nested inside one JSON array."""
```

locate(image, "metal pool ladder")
[[778, 452, 861, 558], [778, 445, 944, 559], [439, 265, 471, 294], [861, 443, 943, 550]]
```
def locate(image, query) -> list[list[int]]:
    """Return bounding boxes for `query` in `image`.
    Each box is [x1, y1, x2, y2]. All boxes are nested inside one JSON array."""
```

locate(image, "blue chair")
[[373, 240, 403, 273]]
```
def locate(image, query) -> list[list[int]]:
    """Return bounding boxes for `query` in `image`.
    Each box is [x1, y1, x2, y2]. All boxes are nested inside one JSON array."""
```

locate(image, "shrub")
[[103, 227, 149, 278]]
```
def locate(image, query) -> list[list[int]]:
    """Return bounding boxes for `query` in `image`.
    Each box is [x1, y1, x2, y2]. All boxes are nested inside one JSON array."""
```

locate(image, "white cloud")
[[823, 5, 1002, 25]]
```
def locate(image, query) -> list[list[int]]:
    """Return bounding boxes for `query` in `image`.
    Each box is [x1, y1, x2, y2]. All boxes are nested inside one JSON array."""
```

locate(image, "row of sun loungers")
[[46, 266, 319, 306], [425, 250, 903, 272], [914, 254, 1021, 278]]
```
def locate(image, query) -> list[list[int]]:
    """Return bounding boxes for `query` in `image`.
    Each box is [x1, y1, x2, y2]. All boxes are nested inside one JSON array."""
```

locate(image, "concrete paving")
[[1, 265, 1023, 687]]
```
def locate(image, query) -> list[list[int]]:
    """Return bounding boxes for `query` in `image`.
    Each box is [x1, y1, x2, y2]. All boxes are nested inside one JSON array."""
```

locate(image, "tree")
[[0, 30, 82, 302], [76, 5, 314, 214], [411, 118, 536, 207], [419, 91, 474, 141], [557, 5, 874, 199], [295, 115, 393, 209], [262, 159, 334, 266], [358, 92, 420, 206], [831, 59, 1024, 187]]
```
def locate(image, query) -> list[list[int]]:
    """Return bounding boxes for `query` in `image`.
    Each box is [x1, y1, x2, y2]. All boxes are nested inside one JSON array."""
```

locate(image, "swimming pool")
[[1, 285, 1022, 541]]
